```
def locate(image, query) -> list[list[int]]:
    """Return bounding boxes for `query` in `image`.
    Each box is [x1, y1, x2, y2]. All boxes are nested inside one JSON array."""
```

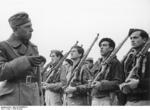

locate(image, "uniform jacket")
[[0, 34, 41, 105], [91, 57, 124, 98], [45, 64, 67, 93], [66, 60, 91, 97], [122, 49, 150, 101]]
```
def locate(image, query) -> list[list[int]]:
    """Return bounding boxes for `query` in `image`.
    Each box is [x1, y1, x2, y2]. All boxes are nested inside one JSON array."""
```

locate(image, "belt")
[[20, 75, 38, 83], [9, 75, 38, 83]]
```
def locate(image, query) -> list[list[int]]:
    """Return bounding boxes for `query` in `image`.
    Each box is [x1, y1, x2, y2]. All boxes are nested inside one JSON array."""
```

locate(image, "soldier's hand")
[[41, 82, 55, 89], [87, 80, 92, 88], [41, 82, 48, 89], [65, 86, 77, 93], [119, 83, 126, 90], [27, 55, 46, 67], [90, 81, 96, 88], [91, 81, 102, 88], [119, 83, 132, 94], [125, 78, 139, 89], [119, 78, 139, 94], [39, 55, 46, 64]]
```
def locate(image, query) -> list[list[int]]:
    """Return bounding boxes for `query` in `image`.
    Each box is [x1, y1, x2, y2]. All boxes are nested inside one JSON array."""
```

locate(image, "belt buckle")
[[26, 75, 32, 84]]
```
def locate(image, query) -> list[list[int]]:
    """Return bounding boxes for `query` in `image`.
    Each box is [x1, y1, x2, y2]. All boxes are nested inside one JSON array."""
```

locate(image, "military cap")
[[8, 12, 30, 29], [86, 57, 93, 63], [65, 58, 73, 66]]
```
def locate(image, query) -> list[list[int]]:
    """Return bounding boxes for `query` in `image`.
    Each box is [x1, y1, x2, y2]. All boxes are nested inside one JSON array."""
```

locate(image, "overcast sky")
[[0, 0, 150, 63]]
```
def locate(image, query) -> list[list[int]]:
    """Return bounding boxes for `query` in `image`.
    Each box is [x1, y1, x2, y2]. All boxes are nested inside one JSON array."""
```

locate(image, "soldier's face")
[[50, 53, 60, 64], [130, 31, 146, 48], [70, 48, 81, 59], [85, 61, 93, 69], [17, 22, 33, 41], [63, 61, 71, 69], [99, 41, 113, 57]]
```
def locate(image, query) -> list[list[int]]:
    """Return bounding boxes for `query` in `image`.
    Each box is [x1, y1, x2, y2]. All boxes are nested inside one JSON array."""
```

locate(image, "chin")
[[71, 57, 77, 60], [131, 43, 136, 47], [70, 57, 75, 59], [24, 36, 31, 41], [131, 45, 137, 48], [100, 52, 104, 56], [28, 35, 32, 40]]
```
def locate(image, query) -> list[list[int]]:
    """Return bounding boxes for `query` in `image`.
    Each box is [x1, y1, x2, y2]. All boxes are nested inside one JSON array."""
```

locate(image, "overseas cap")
[[86, 57, 93, 63], [8, 12, 30, 29]]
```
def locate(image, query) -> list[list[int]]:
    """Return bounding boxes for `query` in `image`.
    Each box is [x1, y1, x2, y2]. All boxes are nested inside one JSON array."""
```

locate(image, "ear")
[[79, 53, 82, 58], [58, 56, 62, 60], [109, 47, 113, 52], [142, 38, 147, 44]]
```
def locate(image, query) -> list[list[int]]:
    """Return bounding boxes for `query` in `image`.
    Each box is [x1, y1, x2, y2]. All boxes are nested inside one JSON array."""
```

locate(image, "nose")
[[71, 51, 74, 55], [70, 53, 73, 56], [131, 39, 135, 44], [100, 46, 103, 50], [30, 27, 33, 32]]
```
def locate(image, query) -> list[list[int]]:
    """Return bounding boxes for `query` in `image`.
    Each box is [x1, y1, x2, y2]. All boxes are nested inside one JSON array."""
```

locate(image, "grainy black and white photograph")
[[0, 0, 150, 109]]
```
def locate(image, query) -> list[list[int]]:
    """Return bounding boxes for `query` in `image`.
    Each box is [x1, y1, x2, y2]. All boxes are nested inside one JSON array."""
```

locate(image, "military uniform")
[[0, 34, 41, 105], [91, 57, 124, 105], [64, 60, 90, 105], [79, 64, 94, 105], [121, 49, 150, 105], [44, 65, 66, 105]]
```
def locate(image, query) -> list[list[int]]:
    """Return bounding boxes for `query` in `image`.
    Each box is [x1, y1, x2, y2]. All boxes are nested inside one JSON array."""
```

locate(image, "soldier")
[[42, 50, 66, 105], [64, 45, 90, 105], [119, 29, 150, 105], [63, 59, 73, 81], [85, 58, 94, 71], [85, 58, 94, 79], [91, 38, 123, 106], [0, 12, 46, 105], [63, 59, 73, 70], [79, 57, 94, 105], [62, 58, 73, 105]]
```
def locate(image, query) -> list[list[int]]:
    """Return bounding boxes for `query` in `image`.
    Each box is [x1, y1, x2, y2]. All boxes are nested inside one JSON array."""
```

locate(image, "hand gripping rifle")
[[92, 35, 130, 84], [45, 41, 79, 83], [64, 33, 99, 89], [125, 38, 150, 82]]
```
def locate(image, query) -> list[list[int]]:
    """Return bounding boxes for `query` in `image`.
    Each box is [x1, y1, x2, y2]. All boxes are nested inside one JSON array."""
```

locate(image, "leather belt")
[[20, 75, 37, 83], [9, 75, 38, 83]]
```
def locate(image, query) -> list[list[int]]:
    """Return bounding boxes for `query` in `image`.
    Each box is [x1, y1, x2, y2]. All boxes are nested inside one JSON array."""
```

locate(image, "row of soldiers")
[[41, 31, 150, 105], [0, 12, 150, 106]]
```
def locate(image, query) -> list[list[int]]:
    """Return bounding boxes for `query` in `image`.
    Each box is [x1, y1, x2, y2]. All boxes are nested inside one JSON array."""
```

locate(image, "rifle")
[[125, 38, 150, 82], [41, 62, 52, 79], [37, 67, 45, 105], [64, 33, 99, 89], [41, 50, 63, 78], [120, 48, 133, 64], [92, 35, 130, 84], [45, 41, 79, 83]]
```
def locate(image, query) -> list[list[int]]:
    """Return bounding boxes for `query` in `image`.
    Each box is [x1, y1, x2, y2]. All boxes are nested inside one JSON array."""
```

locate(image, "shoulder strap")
[[0, 41, 19, 59]]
